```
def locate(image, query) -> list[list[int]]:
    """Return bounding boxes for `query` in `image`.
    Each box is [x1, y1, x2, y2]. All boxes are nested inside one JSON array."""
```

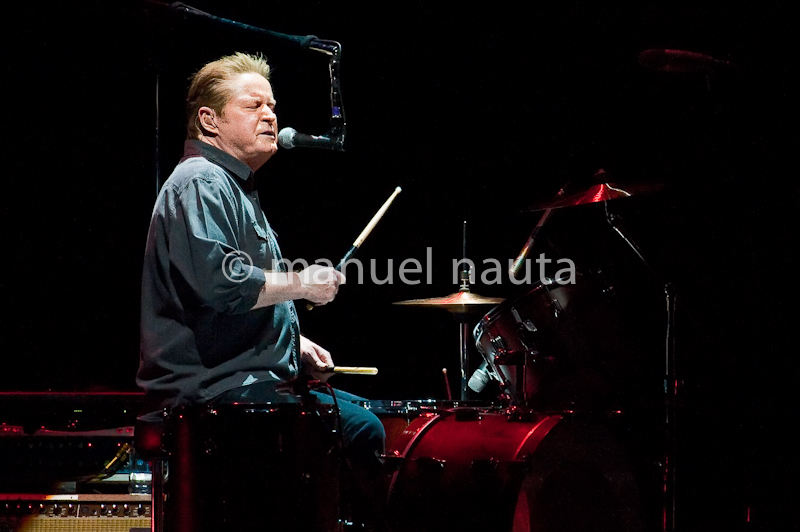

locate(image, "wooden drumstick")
[[442, 368, 453, 401], [335, 186, 402, 270], [322, 366, 379, 375], [307, 186, 402, 310], [509, 207, 554, 277]]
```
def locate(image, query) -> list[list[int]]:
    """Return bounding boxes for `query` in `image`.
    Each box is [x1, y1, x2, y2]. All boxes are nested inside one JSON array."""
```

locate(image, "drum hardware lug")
[[511, 307, 537, 332], [550, 298, 563, 317], [414, 456, 446, 471], [490, 336, 506, 352]]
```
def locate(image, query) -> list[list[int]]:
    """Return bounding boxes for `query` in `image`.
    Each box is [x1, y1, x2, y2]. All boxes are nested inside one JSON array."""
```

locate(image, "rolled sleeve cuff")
[[238, 264, 266, 311]]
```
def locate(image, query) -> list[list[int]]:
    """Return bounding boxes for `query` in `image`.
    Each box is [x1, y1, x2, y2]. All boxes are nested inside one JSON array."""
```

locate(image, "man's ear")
[[197, 107, 219, 135]]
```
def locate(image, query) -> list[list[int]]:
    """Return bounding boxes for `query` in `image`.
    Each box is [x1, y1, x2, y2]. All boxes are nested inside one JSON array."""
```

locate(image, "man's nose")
[[261, 106, 276, 121]]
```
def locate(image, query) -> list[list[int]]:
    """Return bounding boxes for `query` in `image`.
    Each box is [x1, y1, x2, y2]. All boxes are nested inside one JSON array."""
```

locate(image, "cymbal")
[[393, 290, 504, 313], [525, 182, 663, 212], [638, 49, 735, 73]]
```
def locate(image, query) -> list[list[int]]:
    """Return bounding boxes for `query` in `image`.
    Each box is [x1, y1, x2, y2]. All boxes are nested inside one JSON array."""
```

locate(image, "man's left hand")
[[299, 335, 334, 382]]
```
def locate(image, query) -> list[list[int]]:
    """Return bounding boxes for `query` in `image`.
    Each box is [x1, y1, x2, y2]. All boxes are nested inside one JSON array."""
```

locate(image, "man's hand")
[[297, 265, 345, 305], [299, 335, 334, 382]]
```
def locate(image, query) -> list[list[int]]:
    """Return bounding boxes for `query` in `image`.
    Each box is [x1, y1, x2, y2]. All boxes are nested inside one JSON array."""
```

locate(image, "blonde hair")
[[186, 52, 272, 139]]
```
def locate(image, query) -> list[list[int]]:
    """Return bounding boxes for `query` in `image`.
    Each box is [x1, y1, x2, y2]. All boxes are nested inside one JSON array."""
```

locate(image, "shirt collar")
[[182, 140, 255, 183]]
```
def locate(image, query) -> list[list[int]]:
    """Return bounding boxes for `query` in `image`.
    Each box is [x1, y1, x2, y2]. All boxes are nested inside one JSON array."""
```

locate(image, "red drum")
[[163, 403, 340, 532], [357, 399, 497, 450], [387, 408, 643, 532], [474, 274, 630, 409]]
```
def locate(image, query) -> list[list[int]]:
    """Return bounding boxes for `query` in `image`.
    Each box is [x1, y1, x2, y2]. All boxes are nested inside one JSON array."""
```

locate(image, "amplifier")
[[0, 425, 138, 492], [0, 494, 150, 532]]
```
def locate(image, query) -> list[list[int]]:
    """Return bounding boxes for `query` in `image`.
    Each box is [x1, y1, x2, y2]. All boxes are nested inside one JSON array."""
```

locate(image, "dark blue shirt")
[[137, 140, 300, 410]]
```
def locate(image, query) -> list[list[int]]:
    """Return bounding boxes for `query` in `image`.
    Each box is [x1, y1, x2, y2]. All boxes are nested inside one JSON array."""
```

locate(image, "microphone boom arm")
[[155, 2, 319, 49], [156, 3, 347, 151], [308, 39, 346, 151]]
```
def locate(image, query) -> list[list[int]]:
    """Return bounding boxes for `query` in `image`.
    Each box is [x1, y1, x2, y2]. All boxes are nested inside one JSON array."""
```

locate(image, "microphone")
[[468, 361, 492, 393], [277, 127, 342, 150]]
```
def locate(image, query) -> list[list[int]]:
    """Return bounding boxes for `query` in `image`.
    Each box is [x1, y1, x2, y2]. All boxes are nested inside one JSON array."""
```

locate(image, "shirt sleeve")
[[162, 172, 266, 315]]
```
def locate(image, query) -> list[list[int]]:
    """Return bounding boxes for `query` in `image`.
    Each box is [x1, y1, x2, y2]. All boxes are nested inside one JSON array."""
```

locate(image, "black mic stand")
[[169, 2, 348, 149], [145, 1, 348, 195], [604, 201, 678, 532], [309, 39, 347, 151]]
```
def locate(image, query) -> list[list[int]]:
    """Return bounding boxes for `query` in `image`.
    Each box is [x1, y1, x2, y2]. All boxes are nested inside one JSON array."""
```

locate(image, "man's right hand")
[[297, 265, 345, 305]]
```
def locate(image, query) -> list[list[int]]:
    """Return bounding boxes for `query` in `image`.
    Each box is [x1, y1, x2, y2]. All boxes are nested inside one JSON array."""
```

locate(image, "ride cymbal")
[[393, 290, 504, 314]]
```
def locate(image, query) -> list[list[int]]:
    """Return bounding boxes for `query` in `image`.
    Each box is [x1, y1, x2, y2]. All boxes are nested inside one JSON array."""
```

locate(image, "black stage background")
[[5, 1, 798, 530]]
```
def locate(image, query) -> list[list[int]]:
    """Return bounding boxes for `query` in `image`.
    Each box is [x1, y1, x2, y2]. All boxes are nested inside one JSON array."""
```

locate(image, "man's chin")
[[249, 146, 278, 169]]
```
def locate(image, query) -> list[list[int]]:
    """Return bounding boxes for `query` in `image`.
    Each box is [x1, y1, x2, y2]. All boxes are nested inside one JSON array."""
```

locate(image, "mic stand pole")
[[604, 202, 677, 532]]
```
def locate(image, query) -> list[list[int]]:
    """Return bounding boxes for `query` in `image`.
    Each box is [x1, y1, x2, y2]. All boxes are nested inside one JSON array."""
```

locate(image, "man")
[[137, 52, 386, 529]]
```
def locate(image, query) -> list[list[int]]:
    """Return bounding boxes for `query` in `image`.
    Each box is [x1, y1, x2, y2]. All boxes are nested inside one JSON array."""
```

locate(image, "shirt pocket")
[[249, 219, 271, 266]]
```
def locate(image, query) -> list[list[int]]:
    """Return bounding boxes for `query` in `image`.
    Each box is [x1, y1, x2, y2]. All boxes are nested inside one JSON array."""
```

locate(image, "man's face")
[[213, 72, 278, 171]]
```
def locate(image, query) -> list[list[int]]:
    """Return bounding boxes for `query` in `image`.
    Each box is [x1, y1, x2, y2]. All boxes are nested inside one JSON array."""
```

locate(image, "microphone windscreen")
[[468, 366, 490, 393], [277, 127, 297, 149]]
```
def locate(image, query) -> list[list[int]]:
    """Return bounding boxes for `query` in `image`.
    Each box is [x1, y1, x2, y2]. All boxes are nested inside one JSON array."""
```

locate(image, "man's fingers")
[[316, 347, 333, 367]]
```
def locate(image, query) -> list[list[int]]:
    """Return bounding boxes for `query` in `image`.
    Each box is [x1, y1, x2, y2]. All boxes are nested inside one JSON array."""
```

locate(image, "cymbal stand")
[[457, 221, 471, 401], [604, 202, 678, 532]]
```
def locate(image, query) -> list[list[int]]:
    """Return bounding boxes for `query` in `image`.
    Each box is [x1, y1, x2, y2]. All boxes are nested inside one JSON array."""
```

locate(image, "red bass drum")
[[386, 408, 644, 532]]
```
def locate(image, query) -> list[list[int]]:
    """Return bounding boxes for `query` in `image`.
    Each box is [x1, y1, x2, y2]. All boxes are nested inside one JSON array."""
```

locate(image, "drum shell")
[[387, 409, 643, 532], [474, 274, 642, 409], [475, 280, 579, 403], [163, 403, 340, 532], [357, 399, 497, 450]]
